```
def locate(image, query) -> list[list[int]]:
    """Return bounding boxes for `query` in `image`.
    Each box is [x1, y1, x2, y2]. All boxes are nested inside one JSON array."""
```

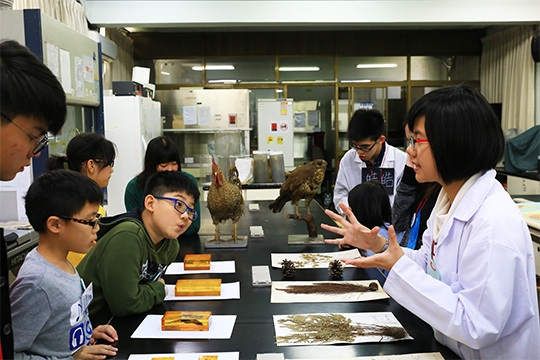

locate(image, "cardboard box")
[[175, 279, 221, 296], [184, 254, 212, 270], [161, 311, 212, 331]]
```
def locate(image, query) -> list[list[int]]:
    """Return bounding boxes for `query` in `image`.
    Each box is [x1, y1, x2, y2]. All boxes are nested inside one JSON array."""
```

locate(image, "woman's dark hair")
[[47, 132, 116, 173], [136, 136, 181, 188], [348, 181, 392, 229], [25, 170, 103, 233], [406, 85, 504, 184]]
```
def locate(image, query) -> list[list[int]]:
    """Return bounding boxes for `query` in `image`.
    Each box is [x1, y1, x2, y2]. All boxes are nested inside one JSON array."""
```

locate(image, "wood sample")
[[161, 311, 212, 331], [184, 254, 212, 270], [175, 279, 222, 296]]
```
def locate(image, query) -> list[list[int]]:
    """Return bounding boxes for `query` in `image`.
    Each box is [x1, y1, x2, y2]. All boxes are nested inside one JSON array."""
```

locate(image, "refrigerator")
[[257, 99, 294, 168], [103, 96, 162, 216]]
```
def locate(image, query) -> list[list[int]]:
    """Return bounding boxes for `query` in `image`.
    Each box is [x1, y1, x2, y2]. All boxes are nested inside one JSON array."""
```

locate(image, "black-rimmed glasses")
[[154, 196, 198, 221], [350, 139, 378, 153], [407, 136, 429, 151], [1, 113, 48, 155], [88, 159, 115, 168], [57, 214, 102, 229]]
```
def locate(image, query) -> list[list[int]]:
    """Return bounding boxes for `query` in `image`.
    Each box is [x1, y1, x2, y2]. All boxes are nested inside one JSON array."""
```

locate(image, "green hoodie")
[[77, 211, 179, 325]]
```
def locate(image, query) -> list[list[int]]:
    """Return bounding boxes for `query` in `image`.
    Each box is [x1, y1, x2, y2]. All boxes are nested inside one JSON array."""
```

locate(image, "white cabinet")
[[103, 96, 161, 216]]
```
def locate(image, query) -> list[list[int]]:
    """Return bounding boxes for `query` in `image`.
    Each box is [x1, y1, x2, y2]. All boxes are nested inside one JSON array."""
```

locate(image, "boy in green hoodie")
[[77, 171, 200, 325]]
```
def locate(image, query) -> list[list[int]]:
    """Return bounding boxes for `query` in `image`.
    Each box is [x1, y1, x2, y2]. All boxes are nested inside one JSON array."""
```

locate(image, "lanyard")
[[428, 238, 441, 280]]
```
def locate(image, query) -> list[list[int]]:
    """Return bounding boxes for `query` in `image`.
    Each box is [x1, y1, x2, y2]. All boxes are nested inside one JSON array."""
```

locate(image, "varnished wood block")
[[175, 279, 222, 296], [161, 311, 212, 331], [184, 254, 212, 270]]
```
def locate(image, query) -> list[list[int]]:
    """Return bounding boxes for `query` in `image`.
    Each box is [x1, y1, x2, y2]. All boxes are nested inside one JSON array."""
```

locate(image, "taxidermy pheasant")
[[207, 157, 244, 242], [269, 159, 327, 217]]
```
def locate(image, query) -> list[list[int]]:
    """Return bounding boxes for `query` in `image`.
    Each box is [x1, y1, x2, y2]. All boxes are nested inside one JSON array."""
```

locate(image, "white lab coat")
[[385, 169, 540, 359], [333, 143, 407, 212]]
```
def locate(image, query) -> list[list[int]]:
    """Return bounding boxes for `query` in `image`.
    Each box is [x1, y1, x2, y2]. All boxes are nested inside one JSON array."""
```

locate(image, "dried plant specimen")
[[275, 313, 408, 345], [276, 281, 379, 295], [293, 253, 333, 268]]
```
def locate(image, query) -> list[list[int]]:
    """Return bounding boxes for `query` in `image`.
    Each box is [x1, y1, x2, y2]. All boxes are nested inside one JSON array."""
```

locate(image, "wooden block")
[[184, 254, 211, 270], [161, 311, 212, 331], [152, 358, 175, 360], [175, 279, 222, 296], [198, 357, 218, 360]]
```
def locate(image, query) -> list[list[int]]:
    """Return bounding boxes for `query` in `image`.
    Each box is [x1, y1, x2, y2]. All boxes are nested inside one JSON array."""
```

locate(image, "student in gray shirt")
[[10, 170, 118, 360]]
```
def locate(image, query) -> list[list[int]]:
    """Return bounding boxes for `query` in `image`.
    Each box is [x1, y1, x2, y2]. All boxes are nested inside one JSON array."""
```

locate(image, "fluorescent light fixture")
[[160, 71, 170, 76], [278, 67, 320, 72], [207, 79, 237, 84], [356, 64, 397, 69], [192, 65, 235, 71], [275, 89, 284, 93], [340, 79, 371, 83]]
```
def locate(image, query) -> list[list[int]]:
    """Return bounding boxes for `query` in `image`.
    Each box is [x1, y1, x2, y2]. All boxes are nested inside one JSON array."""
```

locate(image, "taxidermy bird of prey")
[[269, 159, 327, 217], [207, 157, 245, 242]]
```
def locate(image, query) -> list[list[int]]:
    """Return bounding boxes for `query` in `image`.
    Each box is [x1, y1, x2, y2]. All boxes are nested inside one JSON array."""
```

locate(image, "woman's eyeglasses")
[[407, 136, 429, 151], [154, 196, 198, 221], [57, 214, 102, 229], [1, 112, 48, 155]]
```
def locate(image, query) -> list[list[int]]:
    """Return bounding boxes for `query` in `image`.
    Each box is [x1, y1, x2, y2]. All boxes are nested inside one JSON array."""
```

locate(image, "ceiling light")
[[207, 79, 237, 84], [160, 71, 170, 76], [275, 89, 284, 93], [192, 65, 235, 71], [356, 64, 397, 69], [340, 79, 371, 83], [278, 67, 320, 72]]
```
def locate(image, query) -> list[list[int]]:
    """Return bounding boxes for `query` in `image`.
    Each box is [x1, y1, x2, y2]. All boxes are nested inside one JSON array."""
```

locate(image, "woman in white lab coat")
[[323, 85, 540, 359]]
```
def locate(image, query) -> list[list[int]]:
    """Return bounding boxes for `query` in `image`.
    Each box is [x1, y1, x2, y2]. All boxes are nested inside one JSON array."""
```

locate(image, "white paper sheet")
[[271, 280, 389, 303], [296, 353, 444, 360], [164, 281, 240, 301], [183, 106, 197, 125], [129, 352, 239, 360], [132, 315, 236, 339], [271, 249, 361, 268], [165, 260, 236, 275], [274, 312, 412, 346]]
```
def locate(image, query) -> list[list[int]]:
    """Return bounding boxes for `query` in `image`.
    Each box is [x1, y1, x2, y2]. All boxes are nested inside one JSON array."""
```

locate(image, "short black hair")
[[347, 109, 386, 142], [144, 170, 200, 204], [1, 40, 66, 134], [136, 136, 181, 188], [348, 181, 392, 229], [406, 85, 504, 184], [47, 132, 116, 172], [25, 170, 103, 233]]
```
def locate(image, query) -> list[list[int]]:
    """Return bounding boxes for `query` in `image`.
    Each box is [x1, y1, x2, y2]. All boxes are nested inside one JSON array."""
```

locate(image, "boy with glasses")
[[1, 39, 67, 359], [333, 109, 407, 214], [10, 170, 118, 359], [77, 171, 200, 325]]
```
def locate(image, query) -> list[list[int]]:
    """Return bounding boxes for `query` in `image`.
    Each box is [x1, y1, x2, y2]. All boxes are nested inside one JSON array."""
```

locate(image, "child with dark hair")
[[47, 132, 116, 266], [47, 132, 116, 189], [10, 170, 118, 359], [1, 39, 68, 359], [124, 135, 201, 235], [78, 170, 200, 325], [324, 85, 540, 358], [340, 181, 403, 253], [333, 109, 407, 214]]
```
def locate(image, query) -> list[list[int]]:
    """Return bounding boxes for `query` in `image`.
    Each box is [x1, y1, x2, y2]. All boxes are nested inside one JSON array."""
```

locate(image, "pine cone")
[[281, 259, 296, 278], [328, 259, 344, 279]]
